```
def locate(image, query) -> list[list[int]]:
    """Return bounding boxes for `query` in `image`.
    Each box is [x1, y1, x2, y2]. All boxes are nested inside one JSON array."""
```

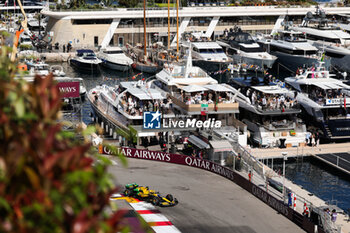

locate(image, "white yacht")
[[98, 47, 133, 71], [258, 21, 328, 72], [292, 7, 350, 58], [69, 49, 102, 73], [25, 60, 66, 77], [88, 80, 175, 131], [229, 77, 307, 147], [181, 34, 232, 72], [285, 62, 350, 139], [217, 27, 277, 69], [152, 49, 240, 126]]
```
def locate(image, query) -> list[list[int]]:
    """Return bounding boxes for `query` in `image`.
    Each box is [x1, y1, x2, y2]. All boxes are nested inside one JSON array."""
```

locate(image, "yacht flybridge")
[[88, 80, 176, 132], [229, 77, 307, 147], [258, 19, 328, 72], [285, 62, 350, 139], [152, 48, 240, 126], [98, 47, 133, 71], [292, 7, 350, 58], [217, 27, 277, 69], [181, 33, 232, 72]]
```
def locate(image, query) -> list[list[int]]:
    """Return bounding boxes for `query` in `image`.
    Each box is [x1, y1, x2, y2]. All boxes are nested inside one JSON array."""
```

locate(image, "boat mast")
[[176, 0, 179, 60], [143, 0, 147, 59], [167, 0, 170, 50]]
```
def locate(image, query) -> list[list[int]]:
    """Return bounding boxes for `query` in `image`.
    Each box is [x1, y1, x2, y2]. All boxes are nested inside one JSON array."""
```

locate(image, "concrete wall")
[[46, 18, 110, 49]]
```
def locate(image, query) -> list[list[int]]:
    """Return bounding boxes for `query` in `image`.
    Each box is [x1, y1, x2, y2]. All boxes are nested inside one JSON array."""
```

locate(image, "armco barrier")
[[100, 146, 324, 233]]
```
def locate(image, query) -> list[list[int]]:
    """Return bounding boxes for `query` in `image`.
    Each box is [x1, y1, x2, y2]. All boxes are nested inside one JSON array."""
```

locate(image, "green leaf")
[[14, 97, 25, 118], [82, 125, 96, 137], [0, 197, 11, 212], [60, 131, 75, 139]]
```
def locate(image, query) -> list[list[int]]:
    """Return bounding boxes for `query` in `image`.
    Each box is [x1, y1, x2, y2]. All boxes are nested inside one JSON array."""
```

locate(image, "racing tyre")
[[166, 194, 173, 202], [174, 198, 178, 205], [124, 189, 132, 197], [152, 197, 160, 206]]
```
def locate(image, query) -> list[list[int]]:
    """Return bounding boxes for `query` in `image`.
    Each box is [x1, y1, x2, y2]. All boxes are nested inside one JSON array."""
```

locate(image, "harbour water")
[[273, 157, 350, 212]]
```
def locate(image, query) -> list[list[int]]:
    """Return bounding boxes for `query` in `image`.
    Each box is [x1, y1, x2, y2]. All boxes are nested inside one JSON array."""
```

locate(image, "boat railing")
[[170, 95, 238, 112], [254, 102, 300, 113]]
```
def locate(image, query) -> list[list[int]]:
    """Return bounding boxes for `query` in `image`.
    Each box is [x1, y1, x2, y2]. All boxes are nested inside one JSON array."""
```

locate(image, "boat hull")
[[101, 59, 131, 71], [70, 59, 101, 73], [132, 62, 159, 74], [331, 55, 350, 73], [273, 51, 331, 72], [233, 54, 276, 69], [193, 60, 230, 73]]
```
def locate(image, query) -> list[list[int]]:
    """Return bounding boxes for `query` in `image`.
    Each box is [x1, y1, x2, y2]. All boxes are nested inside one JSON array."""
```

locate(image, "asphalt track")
[[108, 158, 306, 233]]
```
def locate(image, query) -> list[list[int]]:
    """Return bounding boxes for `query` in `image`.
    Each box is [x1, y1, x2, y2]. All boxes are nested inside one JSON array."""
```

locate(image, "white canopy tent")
[[205, 84, 232, 92], [179, 85, 208, 93]]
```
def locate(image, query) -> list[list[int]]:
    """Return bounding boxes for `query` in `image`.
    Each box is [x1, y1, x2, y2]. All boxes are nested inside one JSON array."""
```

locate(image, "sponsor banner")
[[57, 82, 80, 98], [326, 98, 350, 105], [251, 184, 290, 218], [100, 146, 235, 182]]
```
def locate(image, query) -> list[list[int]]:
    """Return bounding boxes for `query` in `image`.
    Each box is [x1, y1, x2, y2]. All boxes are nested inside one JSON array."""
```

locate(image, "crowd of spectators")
[[306, 86, 344, 105], [182, 91, 233, 105], [245, 88, 298, 111], [121, 92, 173, 116]]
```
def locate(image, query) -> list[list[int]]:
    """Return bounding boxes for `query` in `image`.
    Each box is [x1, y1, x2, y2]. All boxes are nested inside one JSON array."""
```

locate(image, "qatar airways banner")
[[99, 146, 235, 182], [57, 82, 80, 98]]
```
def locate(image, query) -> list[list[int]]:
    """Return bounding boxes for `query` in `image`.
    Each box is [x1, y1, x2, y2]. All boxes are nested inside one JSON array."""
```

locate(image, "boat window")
[[104, 50, 124, 54], [84, 53, 97, 59], [199, 48, 216, 53], [233, 33, 255, 43], [240, 46, 264, 53]]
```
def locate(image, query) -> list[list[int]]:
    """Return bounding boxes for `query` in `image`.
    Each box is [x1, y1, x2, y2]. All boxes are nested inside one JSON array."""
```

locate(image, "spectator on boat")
[[148, 101, 153, 112], [262, 96, 267, 109], [246, 88, 251, 97], [251, 91, 256, 105], [311, 133, 316, 147], [306, 132, 311, 146], [316, 132, 320, 147]]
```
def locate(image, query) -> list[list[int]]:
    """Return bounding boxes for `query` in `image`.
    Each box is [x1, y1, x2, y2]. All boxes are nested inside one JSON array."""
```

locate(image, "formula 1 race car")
[[124, 183, 178, 207]]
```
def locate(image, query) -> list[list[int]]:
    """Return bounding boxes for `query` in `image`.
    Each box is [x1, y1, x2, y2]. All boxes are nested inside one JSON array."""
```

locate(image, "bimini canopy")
[[205, 84, 232, 92], [127, 87, 165, 100], [188, 135, 210, 149], [252, 85, 292, 94], [209, 140, 233, 152], [179, 85, 208, 93]]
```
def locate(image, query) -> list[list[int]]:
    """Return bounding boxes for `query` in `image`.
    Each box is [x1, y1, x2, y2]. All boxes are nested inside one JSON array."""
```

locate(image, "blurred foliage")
[[0, 43, 148, 232], [117, 0, 139, 8], [116, 126, 138, 147]]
